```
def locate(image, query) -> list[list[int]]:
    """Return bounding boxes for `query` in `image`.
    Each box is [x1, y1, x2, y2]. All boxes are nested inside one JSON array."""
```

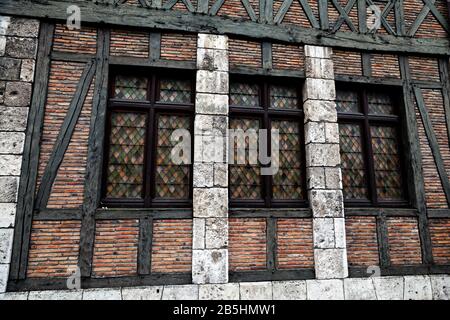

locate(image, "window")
[[102, 70, 194, 208], [337, 86, 408, 207], [229, 77, 306, 208]]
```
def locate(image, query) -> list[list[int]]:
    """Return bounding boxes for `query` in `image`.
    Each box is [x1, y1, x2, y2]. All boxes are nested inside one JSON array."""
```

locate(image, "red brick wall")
[[160, 33, 197, 61], [409, 56, 441, 82], [429, 218, 450, 265], [346, 216, 380, 267], [229, 218, 267, 271], [216, 0, 259, 20], [404, 0, 449, 39], [229, 38, 262, 69], [92, 220, 139, 278], [272, 43, 305, 71], [27, 220, 81, 278], [387, 217, 422, 265], [110, 29, 149, 58], [371, 54, 400, 79], [276, 218, 314, 269], [53, 24, 97, 54], [273, 0, 319, 28], [36, 61, 87, 209], [151, 219, 192, 273], [328, 0, 359, 32], [333, 50, 362, 76]]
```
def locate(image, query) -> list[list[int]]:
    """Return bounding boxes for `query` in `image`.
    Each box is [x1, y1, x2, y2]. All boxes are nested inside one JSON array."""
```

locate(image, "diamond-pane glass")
[[339, 123, 369, 200], [368, 92, 395, 115], [230, 82, 260, 107], [270, 85, 299, 109], [370, 125, 404, 200], [229, 118, 262, 199], [114, 75, 148, 100], [336, 90, 360, 113], [106, 112, 146, 198], [158, 78, 192, 104], [272, 120, 303, 200], [155, 115, 191, 199]]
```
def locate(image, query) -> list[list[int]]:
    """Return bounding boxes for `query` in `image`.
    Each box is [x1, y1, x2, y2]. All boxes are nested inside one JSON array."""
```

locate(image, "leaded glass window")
[[103, 71, 194, 207], [337, 86, 407, 206], [229, 78, 306, 208]]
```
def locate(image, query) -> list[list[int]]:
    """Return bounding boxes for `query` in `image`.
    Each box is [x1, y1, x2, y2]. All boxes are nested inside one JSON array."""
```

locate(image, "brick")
[[277, 219, 314, 269], [272, 43, 304, 71], [429, 218, 450, 264], [333, 50, 362, 76], [346, 216, 379, 267], [387, 217, 422, 266], [53, 24, 97, 54], [160, 33, 197, 62], [110, 29, 149, 58], [229, 38, 261, 69]]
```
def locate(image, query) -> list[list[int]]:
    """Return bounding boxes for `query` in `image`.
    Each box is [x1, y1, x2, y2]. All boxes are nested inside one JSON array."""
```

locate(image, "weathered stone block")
[[273, 281, 307, 300], [0, 292, 28, 300], [213, 163, 228, 187], [343, 278, 376, 300], [305, 45, 333, 59], [193, 218, 206, 250], [430, 275, 450, 300], [122, 286, 163, 300], [0, 132, 25, 154], [197, 48, 228, 72], [82, 288, 122, 300], [0, 264, 10, 293], [193, 188, 228, 218], [4, 81, 32, 107], [306, 279, 344, 300], [0, 57, 21, 80], [28, 290, 83, 300], [0, 155, 22, 175], [334, 218, 346, 249], [240, 282, 273, 300], [199, 283, 239, 300], [0, 228, 13, 263], [0, 203, 16, 228], [198, 34, 228, 51], [307, 167, 326, 189], [193, 163, 214, 188], [196, 70, 229, 94], [0, 81, 4, 104], [303, 100, 337, 123], [305, 121, 325, 144], [303, 78, 336, 101], [305, 57, 334, 79], [20, 59, 35, 82], [313, 218, 335, 249], [6, 18, 40, 38], [325, 123, 339, 143], [192, 249, 228, 284], [0, 106, 28, 131], [5, 37, 37, 59], [162, 285, 199, 300], [310, 190, 344, 218], [0, 176, 18, 202], [372, 276, 404, 300], [194, 134, 227, 164], [404, 275, 432, 300], [306, 143, 341, 167], [0, 36, 5, 56], [195, 114, 228, 136], [314, 248, 348, 279], [196, 93, 228, 115], [205, 218, 228, 249], [325, 167, 342, 189], [0, 16, 11, 36]]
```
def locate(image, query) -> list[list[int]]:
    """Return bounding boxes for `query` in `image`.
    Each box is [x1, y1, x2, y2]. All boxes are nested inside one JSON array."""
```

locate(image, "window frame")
[[101, 67, 195, 209], [336, 83, 410, 208], [229, 75, 308, 209]]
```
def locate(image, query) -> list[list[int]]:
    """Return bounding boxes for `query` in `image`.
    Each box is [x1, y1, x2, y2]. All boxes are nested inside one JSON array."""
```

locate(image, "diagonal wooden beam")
[[422, 0, 450, 32], [407, 0, 449, 36], [182, 0, 196, 12], [34, 59, 96, 210], [197, 0, 209, 13], [162, 0, 179, 9], [210, 0, 225, 15], [366, 0, 396, 35], [414, 86, 450, 208], [241, 0, 258, 22], [137, 0, 152, 7], [332, 0, 358, 33], [274, 0, 293, 24], [331, 0, 357, 32], [299, 0, 320, 28]]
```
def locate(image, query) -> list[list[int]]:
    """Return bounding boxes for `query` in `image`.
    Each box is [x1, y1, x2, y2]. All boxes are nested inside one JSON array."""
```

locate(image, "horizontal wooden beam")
[[1, 0, 449, 55]]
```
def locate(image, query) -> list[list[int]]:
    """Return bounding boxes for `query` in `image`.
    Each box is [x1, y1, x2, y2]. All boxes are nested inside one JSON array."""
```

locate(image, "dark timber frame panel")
[[0, 0, 450, 55]]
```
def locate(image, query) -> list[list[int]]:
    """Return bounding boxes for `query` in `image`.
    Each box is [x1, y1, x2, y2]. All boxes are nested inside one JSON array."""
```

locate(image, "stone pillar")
[[192, 34, 229, 284], [303, 45, 348, 279], [0, 16, 39, 292]]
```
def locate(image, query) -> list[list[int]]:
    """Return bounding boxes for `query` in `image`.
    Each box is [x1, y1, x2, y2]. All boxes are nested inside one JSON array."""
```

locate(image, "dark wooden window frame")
[[101, 67, 195, 209], [337, 82, 410, 208], [229, 75, 308, 209]]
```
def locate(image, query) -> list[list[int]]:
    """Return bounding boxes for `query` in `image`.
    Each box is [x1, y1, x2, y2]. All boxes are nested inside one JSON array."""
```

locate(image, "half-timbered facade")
[[1, 0, 450, 299]]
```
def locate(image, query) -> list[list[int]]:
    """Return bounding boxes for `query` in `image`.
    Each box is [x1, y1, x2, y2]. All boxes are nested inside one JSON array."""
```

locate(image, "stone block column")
[[192, 34, 229, 284], [303, 45, 348, 279], [0, 16, 39, 292]]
